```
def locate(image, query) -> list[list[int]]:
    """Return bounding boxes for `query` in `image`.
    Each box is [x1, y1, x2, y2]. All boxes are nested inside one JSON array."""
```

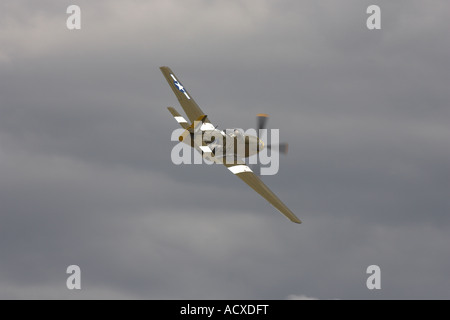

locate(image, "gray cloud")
[[0, 0, 449, 299]]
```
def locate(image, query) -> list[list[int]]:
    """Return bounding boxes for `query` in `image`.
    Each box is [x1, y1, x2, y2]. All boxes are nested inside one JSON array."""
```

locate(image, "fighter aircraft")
[[161, 66, 301, 224]]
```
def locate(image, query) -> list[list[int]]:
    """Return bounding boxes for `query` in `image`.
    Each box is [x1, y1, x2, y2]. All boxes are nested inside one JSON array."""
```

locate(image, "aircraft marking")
[[170, 74, 191, 100], [228, 165, 253, 175]]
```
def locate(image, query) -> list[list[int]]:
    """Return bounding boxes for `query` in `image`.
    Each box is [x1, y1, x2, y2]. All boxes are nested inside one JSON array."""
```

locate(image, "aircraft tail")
[[167, 107, 190, 130]]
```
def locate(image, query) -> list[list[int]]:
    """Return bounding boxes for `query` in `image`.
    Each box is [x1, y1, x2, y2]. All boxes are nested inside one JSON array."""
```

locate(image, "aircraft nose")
[[258, 139, 265, 150]]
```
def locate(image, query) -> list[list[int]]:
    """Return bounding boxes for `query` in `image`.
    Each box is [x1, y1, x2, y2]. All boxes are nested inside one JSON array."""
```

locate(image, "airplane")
[[161, 66, 301, 224]]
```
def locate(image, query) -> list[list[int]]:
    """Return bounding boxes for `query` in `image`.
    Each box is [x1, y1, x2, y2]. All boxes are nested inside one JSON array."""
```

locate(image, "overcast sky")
[[1, 0, 449, 299]]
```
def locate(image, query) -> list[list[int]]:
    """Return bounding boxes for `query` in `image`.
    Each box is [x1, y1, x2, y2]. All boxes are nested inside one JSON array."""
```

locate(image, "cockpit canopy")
[[226, 128, 244, 138]]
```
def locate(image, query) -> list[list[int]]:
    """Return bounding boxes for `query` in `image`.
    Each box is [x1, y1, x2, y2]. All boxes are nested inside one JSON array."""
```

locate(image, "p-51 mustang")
[[161, 66, 301, 224]]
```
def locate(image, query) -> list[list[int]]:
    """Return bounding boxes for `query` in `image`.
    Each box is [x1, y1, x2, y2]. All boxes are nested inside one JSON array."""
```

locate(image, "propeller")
[[253, 113, 289, 175]]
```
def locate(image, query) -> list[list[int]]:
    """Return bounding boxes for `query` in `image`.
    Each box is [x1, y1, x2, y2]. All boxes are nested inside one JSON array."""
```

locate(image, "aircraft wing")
[[223, 162, 302, 224], [160, 66, 211, 124]]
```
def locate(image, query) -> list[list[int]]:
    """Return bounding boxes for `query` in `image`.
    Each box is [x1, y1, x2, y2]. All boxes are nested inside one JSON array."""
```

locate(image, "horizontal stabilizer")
[[167, 107, 189, 129]]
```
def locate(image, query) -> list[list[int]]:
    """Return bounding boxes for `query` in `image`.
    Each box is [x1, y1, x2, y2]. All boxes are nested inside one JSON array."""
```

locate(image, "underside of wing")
[[223, 163, 302, 224], [160, 66, 211, 124]]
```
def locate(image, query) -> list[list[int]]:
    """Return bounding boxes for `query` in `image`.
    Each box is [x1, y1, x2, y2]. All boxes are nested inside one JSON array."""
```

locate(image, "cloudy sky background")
[[0, 0, 449, 299]]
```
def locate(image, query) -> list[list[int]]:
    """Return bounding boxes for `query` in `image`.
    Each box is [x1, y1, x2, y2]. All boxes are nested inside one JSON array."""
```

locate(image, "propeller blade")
[[254, 113, 269, 175], [257, 113, 269, 139], [267, 143, 288, 155], [254, 114, 289, 174]]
